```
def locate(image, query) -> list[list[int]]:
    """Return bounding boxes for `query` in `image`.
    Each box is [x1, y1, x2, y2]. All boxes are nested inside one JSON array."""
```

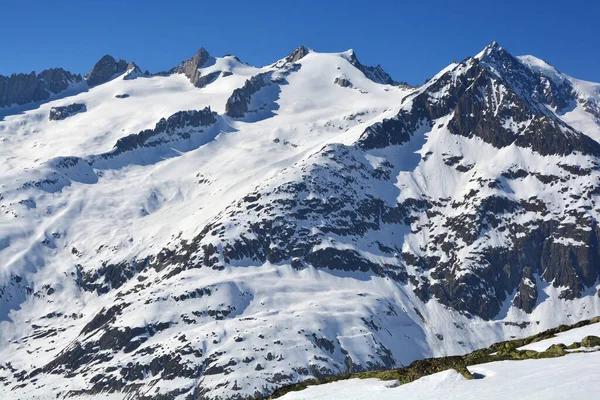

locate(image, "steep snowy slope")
[[0, 43, 599, 400]]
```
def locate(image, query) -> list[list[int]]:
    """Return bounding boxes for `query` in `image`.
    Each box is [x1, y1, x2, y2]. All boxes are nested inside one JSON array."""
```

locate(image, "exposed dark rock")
[[344, 50, 405, 86], [284, 46, 309, 64], [358, 109, 427, 149], [86, 55, 129, 86], [0, 68, 83, 108], [99, 107, 217, 157], [123, 62, 144, 80], [49, 103, 86, 121], [195, 70, 221, 89], [171, 48, 212, 87], [81, 257, 151, 294], [225, 73, 271, 118], [334, 77, 352, 88], [513, 267, 538, 313]]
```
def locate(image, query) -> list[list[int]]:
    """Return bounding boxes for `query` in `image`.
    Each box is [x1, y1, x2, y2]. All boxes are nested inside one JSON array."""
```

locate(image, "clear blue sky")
[[2, 0, 598, 85]]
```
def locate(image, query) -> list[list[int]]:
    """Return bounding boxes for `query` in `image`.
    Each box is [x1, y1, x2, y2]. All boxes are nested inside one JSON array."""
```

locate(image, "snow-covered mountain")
[[0, 42, 599, 400]]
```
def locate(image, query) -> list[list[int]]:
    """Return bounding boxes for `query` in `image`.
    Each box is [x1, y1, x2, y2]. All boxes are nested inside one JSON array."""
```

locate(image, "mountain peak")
[[487, 40, 501, 49], [285, 45, 310, 64], [341, 49, 400, 86], [86, 54, 129, 86], [475, 40, 507, 61], [171, 47, 213, 87]]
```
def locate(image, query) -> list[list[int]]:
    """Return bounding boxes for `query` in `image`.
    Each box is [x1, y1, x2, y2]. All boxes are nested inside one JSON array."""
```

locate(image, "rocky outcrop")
[[284, 46, 309, 64], [49, 103, 86, 121], [513, 268, 538, 313], [225, 59, 302, 118], [272, 46, 310, 70], [0, 68, 83, 108], [123, 61, 145, 80], [100, 107, 217, 157], [334, 77, 352, 88], [194, 70, 221, 89], [170, 48, 213, 87], [225, 73, 271, 117], [86, 55, 129, 86], [343, 50, 404, 86]]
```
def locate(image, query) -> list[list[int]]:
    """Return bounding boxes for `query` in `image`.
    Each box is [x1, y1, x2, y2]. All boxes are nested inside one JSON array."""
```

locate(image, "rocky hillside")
[[0, 42, 599, 400]]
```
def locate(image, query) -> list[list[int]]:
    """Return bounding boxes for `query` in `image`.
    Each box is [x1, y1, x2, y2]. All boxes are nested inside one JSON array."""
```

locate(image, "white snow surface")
[[278, 351, 600, 400]]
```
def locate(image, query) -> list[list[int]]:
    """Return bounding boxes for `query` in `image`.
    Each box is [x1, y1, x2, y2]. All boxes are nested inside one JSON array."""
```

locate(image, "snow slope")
[[278, 352, 600, 400]]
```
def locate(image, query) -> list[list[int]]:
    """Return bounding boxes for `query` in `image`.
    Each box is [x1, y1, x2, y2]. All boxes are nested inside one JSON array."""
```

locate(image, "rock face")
[[48, 103, 86, 120], [171, 48, 213, 87], [513, 268, 538, 313], [123, 61, 145, 80], [334, 77, 353, 87], [283, 45, 309, 64], [343, 50, 404, 86], [194, 70, 221, 88], [225, 57, 302, 118], [86, 55, 129, 86], [0, 68, 82, 108], [225, 73, 271, 117], [101, 107, 218, 157]]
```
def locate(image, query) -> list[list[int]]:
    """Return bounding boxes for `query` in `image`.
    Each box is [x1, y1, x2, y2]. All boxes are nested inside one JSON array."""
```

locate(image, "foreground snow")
[[279, 353, 600, 400], [519, 322, 600, 351], [280, 323, 600, 400]]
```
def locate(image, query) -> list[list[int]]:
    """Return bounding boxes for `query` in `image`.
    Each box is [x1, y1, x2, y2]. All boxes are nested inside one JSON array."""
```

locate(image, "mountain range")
[[0, 41, 599, 399]]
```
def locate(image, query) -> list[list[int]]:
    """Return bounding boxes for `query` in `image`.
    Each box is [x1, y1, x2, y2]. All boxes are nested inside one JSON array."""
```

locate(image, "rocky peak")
[[342, 49, 401, 86], [272, 46, 311, 69], [123, 61, 146, 80], [171, 47, 213, 87], [0, 68, 83, 108], [476, 40, 502, 59], [474, 42, 576, 111], [285, 45, 310, 64], [475, 41, 529, 81], [86, 55, 129, 86], [360, 49, 598, 157]]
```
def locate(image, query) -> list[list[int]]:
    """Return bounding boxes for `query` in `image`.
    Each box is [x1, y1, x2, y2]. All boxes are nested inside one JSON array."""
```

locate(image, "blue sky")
[[2, 0, 598, 85]]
